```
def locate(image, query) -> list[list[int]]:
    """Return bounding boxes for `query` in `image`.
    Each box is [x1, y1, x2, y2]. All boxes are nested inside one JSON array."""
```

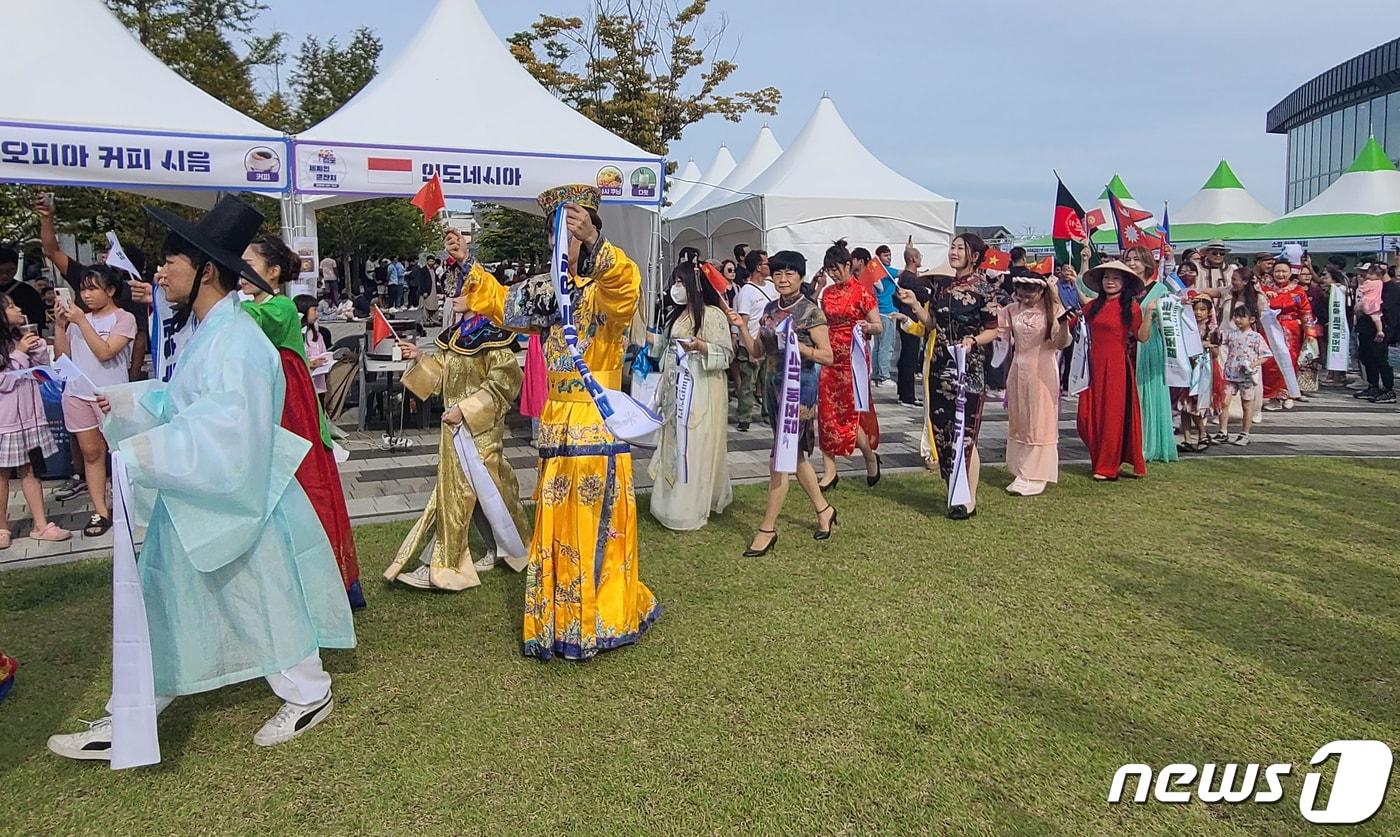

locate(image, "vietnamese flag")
[[982, 247, 1012, 272], [371, 305, 398, 347], [1029, 256, 1054, 276], [410, 173, 446, 224]]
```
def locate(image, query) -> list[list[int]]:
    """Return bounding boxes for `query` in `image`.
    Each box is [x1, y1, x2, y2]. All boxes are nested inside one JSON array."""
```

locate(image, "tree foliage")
[[285, 29, 383, 133], [509, 0, 780, 158], [473, 205, 548, 267]]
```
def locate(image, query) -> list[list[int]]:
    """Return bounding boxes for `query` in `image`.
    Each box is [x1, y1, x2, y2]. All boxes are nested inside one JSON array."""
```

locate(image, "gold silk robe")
[[463, 241, 661, 660], [384, 333, 527, 591]]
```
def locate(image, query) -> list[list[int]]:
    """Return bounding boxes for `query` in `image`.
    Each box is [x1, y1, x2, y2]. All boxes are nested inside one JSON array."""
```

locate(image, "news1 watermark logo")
[[1108, 740, 1393, 825]]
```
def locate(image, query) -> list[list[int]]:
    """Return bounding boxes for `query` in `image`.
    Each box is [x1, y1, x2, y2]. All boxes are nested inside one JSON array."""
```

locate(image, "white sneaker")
[[47, 717, 113, 761], [397, 565, 433, 589], [253, 693, 334, 747], [1018, 480, 1047, 497], [473, 549, 497, 573], [1231, 433, 1251, 447], [1283, 399, 1296, 410], [1005, 478, 1030, 496]]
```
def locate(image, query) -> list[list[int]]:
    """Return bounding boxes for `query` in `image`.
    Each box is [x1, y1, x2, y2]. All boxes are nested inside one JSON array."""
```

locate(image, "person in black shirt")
[[894, 241, 932, 407], [0, 246, 47, 334]]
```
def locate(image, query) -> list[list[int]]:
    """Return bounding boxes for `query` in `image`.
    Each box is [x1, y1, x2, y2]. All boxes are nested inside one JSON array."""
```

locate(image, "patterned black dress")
[[925, 272, 999, 481]]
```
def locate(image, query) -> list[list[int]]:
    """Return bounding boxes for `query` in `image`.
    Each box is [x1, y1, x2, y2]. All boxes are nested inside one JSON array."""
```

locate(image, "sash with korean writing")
[[947, 344, 972, 509], [1160, 296, 1192, 388], [671, 341, 694, 483], [772, 319, 802, 475], [1326, 284, 1351, 372], [851, 323, 871, 413], [452, 426, 526, 571], [108, 453, 160, 770], [1259, 308, 1301, 398], [1068, 319, 1091, 395]]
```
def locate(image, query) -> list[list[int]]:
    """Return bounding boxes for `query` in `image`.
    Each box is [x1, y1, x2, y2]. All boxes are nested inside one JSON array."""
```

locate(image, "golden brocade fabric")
[[384, 344, 528, 591], [464, 241, 660, 661]]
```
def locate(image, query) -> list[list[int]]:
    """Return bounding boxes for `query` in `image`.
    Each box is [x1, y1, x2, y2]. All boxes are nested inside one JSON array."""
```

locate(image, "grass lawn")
[[1, 457, 1398, 834]]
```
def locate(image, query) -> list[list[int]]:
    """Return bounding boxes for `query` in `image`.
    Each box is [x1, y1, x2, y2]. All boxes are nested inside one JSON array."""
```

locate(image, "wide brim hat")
[[538, 184, 602, 217], [917, 262, 956, 280], [143, 195, 272, 294], [1083, 260, 1144, 297], [1202, 239, 1231, 252]]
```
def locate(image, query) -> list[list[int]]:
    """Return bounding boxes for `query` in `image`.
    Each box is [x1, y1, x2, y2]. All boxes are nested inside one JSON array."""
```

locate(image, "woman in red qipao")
[[1076, 261, 1153, 481], [1260, 259, 1318, 410], [815, 240, 883, 490], [242, 236, 364, 609]]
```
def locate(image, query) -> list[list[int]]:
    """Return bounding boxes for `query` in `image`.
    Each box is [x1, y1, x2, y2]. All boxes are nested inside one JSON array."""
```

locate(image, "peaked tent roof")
[[664, 145, 736, 221], [679, 126, 783, 219], [1170, 160, 1276, 243], [1093, 174, 1149, 219], [1247, 136, 1400, 240], [666, 159, 703, 209]]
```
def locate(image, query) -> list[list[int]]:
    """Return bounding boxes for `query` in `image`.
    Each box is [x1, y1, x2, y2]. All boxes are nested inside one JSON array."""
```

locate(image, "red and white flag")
[[366, 156, 415, 186]]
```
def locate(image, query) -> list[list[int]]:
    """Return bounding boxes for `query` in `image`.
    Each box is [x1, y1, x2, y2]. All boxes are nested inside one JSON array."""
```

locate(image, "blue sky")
[[256, 0, 1396, 231]]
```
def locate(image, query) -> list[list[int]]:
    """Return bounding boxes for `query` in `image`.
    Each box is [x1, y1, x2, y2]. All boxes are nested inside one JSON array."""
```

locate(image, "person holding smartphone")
[[998, 269, 1073, 496]]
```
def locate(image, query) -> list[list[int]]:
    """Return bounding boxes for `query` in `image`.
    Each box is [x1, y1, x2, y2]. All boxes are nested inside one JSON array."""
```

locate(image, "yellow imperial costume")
[[461, 184, 660, 661], [385, 317, 528, 591]]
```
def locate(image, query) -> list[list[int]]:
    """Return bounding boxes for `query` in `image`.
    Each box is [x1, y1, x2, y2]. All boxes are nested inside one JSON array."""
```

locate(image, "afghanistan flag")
[[1052, 176, 1090, 269]]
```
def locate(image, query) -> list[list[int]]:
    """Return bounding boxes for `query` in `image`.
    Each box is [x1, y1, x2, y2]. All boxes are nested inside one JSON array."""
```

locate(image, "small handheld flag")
[[410, 174, 446, 224], [1108, 191, 1162, 252], [856, 257, 891, 293], [1029, 256, 1054, 276], [105, 232, 141, 279], [982, 247, 1011, 272], [371, 305, 398, 347], [1085, 208, 1107, 230]]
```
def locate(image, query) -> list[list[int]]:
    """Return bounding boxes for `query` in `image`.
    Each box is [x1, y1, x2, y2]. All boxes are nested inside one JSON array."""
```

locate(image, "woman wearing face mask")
[[1076, 261, 1154, 480], [646, 262, 734, 531], [729, 250, 835, 556], [815, 239, 882, 490], [999, 270, 1073, 496], [895, 233, 999, 520]]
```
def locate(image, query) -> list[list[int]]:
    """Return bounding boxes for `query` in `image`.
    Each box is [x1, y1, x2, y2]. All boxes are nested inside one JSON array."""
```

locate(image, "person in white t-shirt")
[[53, 265, 137, 537], [731, 251, 776, 431]]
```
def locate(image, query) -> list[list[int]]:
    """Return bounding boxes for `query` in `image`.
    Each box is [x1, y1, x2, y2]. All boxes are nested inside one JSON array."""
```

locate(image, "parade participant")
[[1178, 295, 1220, 451], [647, 261, 733, 531], [241, 235, 364, 609], [450, 184, 659, 661], [385, 300, 528, 589], [46, 196, 355, 763], [896, 233, 998, 519], [1076, 261, 1152, 480], [1056, 263, 1082, 392], [1121, 246, 1177, 463], [816, 240, 882, 490], [729, 250, 835, 556], [0, 292, 68, 546], [998, 270, 1072, 496], [1354, 262, 1393, 401], [1217, 306, 1270, 445], [1260, 257, 1318, 411], [1198, 239, 1234, 291]]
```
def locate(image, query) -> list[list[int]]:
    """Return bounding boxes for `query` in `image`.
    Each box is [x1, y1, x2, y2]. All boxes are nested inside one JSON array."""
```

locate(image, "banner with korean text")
[[0, 122, 289, 194]]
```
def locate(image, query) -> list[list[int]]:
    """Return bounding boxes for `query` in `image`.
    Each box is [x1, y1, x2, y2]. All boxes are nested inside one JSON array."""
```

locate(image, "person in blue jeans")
[[871, 244, 899, 384]]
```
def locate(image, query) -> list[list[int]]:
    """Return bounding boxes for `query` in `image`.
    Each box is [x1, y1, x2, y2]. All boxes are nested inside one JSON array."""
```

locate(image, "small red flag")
[[410, 174, 446, 224], [1029, 256, 1054, 275], [1085, 208, 1107, 230], [371, 305, 397, 347], [856, 258, 890, 293], [700, 261, 730, 296], [982, 247, 1011, 272]]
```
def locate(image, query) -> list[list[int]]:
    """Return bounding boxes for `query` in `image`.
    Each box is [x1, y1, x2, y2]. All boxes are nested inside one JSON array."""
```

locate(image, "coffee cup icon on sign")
[[245, 147, 282, 183]]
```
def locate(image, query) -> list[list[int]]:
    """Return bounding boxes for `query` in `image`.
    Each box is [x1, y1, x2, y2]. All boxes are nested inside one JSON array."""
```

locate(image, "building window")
[[1371, 95, 1387, 148], [1331, 110, 1344, 173], [1357, 100, 1371, 156], [1320, 113, 1333, 175], [1341, 105, 1356, 169], [1388, 91, 1400, 162], [1310, 117, 1322, 175]]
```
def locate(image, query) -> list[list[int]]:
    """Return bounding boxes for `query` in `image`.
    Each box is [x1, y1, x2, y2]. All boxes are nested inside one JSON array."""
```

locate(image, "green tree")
[[285, 29, 383, 132], [473, 204, 547, 266], [509, 0, 781, 157]]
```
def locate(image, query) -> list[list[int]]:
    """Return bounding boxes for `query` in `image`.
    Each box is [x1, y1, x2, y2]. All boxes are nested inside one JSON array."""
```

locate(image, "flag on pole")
[[371, 305, 398, 347], [1029, 256, 1055, 276], [1108, 191, 1163, 252], [410, 173, 446, 224], [856, 257, 891, 293], [1085, 208, 1107, 230], [700, 261, 730, 296], [982, 247, 1011, 272], [1052, 176, 1089, 269], [105, 232, 142, 279]]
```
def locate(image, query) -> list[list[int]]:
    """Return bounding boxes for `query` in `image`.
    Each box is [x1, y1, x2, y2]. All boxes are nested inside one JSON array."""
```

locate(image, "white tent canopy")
[[669, 97, 956, 264], [292, 0, 663, 287], [0, 0, 288, 209], [665, 158, 703, 210], [663, 145, 736, 222], [678, 126, 783, 220]]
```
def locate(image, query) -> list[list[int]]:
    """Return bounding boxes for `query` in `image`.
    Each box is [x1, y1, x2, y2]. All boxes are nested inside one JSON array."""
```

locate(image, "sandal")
[[29, 522, 72, 542], [84, 514, 112, 537], [0, 529, 10, 549]]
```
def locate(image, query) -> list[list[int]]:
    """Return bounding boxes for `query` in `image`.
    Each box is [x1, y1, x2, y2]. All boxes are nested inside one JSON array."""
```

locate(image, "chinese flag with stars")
[[982, 247, 1011, 272], [410, 173, 446, 224]]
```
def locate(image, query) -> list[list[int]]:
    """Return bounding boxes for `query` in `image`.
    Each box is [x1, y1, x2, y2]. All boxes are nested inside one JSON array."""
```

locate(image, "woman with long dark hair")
[[1120, 246, 1177, 463], [647, 261, 734, 530], [895, 233, 999, 519], [730, 250, 835, 556], [999, 270, 1073, 496], [243, 235, 364, 609], [294, 293, 331, 407], [1076, 261, 1154, 480], [815, 239, 882, 490]]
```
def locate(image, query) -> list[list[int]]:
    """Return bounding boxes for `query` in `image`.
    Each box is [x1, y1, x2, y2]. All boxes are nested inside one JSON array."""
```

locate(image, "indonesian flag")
[[367, 156, 415, 185], [982, 247, 1011, 272], [410, 173, 446, 223], [371, 305, 398, 347]]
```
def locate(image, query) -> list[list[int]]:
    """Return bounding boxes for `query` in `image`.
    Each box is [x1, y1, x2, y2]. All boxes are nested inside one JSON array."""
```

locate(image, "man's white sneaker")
[[397, 565, 433, 589], [47, 717, 113, 761], [472, 550, 497, 573], [253, 694, 333, 747]]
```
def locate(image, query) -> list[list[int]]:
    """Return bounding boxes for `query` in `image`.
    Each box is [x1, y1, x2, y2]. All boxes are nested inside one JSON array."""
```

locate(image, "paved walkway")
[[3, 382, 1397, 572]]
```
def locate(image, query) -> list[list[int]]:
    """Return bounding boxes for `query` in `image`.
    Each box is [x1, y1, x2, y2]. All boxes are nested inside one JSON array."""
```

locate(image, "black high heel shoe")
[[818, 473, 840, 492], [743, 529, 778, 557], [866, 453, 883, 487], [814, 506, 838, 540]]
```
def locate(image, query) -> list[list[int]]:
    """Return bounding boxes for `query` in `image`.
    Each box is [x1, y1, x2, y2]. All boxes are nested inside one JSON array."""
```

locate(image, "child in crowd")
[[1357, 268, 1385, 339], [1178, 296, 1218, 452], [297, 294, 332, 406], [1216, 305, 1271, 447], [0, 293, 69, 546], [54, 265, 137, 537]]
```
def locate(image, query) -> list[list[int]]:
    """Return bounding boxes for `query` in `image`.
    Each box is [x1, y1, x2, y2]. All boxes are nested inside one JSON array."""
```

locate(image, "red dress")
[[1076, 300, 1146, 479], [818, 279, 880, 456], [1260, 283, 1316, 400], [278, 347, 364, 609]]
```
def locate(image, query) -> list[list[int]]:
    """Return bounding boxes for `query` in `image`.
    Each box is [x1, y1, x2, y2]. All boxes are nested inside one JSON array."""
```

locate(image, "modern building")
[[1268, 37, 1400, 212]]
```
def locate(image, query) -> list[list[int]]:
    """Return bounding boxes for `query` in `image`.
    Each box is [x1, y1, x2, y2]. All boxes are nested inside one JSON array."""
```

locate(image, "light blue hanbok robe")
[[102, 294, 355, 697]]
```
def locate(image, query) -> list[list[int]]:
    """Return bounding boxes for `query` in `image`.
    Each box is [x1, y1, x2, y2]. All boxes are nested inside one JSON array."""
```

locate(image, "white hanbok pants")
[[111, 652, 331, 715]]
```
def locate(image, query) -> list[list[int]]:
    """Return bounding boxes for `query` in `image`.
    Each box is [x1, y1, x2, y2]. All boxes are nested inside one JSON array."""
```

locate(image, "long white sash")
[[772, 320, 802, 475], [947, 344, 972, 509], [452, 426, 527, 571], [1191, 350, 1214, 413], [108, 452, 160, 770], [671, 341, 694, 483], [1326, 284, 1351, 372], [1068, 319, 1091, 395], [1259, 308, 1302, 398], [851, 323, 871, 413], [1160, 297, 1192, 388]]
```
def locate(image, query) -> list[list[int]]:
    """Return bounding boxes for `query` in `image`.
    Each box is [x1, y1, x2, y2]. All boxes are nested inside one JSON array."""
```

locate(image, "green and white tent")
[[1169, 160, 1275, 244], [1019, 173, 1149, 253], [1233, 137, 1400, 253]]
